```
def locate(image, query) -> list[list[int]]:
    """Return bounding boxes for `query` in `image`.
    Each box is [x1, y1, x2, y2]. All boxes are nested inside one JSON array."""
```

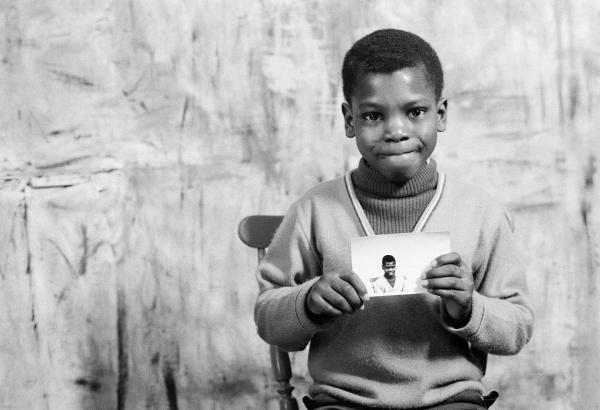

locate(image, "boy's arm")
[[253, 202, 332, 352], [440, 208, 534, 355]]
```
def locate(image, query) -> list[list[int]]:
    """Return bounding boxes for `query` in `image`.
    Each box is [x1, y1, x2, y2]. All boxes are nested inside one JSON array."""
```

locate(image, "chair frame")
[[238, 215, 299, 410]]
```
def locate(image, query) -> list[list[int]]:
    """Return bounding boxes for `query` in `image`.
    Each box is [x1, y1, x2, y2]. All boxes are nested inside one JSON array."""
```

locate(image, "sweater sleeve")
[[253, 200, 333, 352], [442, 207, 534, 355]]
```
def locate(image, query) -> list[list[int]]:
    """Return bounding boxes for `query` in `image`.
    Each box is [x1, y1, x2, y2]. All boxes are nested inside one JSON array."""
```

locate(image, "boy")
[[254, 29, 533, 409]]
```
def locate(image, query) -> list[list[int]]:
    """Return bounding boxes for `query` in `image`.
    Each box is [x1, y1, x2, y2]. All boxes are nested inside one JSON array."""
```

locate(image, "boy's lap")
[[303, 389, 491, 410], [309, 404, 485, 410]]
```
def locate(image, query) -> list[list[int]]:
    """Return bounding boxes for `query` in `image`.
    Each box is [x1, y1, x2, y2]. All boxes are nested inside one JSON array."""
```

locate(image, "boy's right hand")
[[306, 271, 369, 322]]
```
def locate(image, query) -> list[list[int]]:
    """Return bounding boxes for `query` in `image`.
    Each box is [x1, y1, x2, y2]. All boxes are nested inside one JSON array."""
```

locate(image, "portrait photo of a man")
[[351, 232, 451, 297], [371, 255, 407, 294]]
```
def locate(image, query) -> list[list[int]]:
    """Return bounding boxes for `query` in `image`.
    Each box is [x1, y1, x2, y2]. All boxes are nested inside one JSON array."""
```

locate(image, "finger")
[[340, 271, 370, 301], [423, 264, 462, 279], [429, 252, 462, 268], [311, 294, 344, 316], [425, 288, 466, 300], [422, 276, 467, 291], [331, 280, 363, 310], [321, 289, 355, 314]]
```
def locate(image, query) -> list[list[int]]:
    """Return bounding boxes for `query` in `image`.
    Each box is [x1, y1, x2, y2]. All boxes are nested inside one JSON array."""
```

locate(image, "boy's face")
[[342, 66, 447, 183]]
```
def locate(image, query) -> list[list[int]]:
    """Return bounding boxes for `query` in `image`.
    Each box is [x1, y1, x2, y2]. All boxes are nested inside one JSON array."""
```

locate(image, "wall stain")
[[74, 377, 102, 392], [79, 225, 88, 276], [162, 362, 179, 410], [36, 155, 93, 170], [22, 191, 40, 346], [48, 238, 77, 280], [208, 375, 258, 398], [117, 289, 128, 410], [2, 6, 21, 66], [48, 69, 95, 88]]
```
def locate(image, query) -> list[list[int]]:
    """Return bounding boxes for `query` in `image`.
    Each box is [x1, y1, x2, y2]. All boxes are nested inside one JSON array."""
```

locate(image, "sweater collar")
[[352, 158, 438, 198]]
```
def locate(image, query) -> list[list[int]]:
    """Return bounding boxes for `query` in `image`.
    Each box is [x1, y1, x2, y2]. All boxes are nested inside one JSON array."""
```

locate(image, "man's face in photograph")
[[382, 261, 396, 278]]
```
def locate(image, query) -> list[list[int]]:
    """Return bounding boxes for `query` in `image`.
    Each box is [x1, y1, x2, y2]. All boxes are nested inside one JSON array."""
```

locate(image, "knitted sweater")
[[254, 168, 534, 409]]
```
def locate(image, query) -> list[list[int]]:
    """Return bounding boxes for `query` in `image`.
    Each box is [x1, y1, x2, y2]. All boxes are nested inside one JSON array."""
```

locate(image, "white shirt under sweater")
[[254, 168, 534, 409]]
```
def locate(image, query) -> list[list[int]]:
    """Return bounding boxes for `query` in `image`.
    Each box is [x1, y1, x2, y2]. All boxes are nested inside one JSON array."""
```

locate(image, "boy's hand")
[[306, 271, 369, 322], [421, 252, 474, 326]]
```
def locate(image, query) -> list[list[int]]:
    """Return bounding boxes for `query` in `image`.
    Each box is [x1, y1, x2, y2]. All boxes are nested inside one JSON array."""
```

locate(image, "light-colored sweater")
[[254, 169, 534, 409]]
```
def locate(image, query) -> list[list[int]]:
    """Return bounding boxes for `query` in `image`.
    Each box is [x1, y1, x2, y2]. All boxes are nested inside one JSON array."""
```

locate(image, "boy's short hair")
[[342, 29, 444, 103], [382, 255, 396, 264]]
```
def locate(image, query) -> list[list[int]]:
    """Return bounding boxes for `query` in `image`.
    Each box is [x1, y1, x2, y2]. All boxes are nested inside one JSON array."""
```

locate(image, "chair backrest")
[[238, 215, 284, 261], [238, 215, 299, 410]]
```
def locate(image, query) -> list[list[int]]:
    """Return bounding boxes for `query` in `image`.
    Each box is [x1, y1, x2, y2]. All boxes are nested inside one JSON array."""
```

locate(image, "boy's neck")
[[353, 158, 437, 199]]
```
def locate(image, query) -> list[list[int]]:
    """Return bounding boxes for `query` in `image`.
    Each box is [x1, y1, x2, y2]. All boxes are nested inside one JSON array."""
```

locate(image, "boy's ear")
[[436, 97, 448, 132], [341, 102, 355, 138]]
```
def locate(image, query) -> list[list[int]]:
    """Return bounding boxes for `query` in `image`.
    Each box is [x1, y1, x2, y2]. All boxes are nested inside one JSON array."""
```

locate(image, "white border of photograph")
[[351, 232, 451, 297]]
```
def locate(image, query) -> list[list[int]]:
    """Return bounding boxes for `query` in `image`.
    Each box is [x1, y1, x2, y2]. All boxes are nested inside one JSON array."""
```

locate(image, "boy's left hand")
[[421, 252, 473, 326]]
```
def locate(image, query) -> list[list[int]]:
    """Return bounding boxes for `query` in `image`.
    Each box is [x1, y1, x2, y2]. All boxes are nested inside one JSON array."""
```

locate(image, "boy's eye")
[[362, 112, 383, 121], [408, 108, 426, 118]]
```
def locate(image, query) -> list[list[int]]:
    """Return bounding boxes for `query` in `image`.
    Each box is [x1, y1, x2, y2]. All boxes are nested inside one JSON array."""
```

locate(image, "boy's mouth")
[[375, 147, 421, 157], [373, 142, 422, 157]]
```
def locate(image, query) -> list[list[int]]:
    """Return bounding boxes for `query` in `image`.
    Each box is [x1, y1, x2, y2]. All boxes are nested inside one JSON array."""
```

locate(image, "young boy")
[[254, 29, 533, 409]]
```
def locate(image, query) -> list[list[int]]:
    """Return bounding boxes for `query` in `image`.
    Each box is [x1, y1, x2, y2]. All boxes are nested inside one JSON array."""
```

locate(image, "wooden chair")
[[238, 215, 299, 410]]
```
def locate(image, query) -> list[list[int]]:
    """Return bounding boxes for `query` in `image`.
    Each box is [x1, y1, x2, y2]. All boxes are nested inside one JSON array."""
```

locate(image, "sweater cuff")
[[294, 277, 337, 333], [443, 291, 485, 338]]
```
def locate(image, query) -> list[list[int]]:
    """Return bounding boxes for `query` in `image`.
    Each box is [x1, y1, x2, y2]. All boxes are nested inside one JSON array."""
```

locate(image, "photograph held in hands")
[[351, 232, 451, 297]]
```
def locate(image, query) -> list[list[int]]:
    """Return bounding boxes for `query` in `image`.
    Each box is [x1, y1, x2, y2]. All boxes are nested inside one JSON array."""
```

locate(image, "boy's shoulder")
[[296, 174, 347, 204], [286, 175, 349, 222], [442, 170, 515, 231], [444, 171, 499, 206]]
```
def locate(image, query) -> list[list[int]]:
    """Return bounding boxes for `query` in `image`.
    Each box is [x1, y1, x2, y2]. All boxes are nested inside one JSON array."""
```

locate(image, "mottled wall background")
[[0, 0, 599, 409]]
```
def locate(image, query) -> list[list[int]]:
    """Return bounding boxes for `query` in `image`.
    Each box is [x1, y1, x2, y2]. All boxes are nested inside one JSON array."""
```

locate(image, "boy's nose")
[[384, 117, 409, 142]]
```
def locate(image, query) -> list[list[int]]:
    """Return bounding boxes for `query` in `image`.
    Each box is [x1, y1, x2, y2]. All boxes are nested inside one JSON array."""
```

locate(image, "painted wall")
[[0, 0, 599, 409]]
